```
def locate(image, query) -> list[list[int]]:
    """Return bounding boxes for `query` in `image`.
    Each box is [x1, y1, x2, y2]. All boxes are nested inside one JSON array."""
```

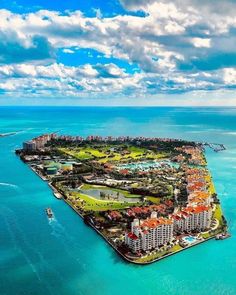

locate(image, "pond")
[[80, 186, 141, 203]]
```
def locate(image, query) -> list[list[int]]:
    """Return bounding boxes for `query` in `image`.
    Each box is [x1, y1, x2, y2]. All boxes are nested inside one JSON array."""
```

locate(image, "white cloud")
[[1, 2, 236, 102], [62, 48, 75, 54], [223, 68, 236, 85], [191, 38, 211, 48], [0, 62, 142, 97]]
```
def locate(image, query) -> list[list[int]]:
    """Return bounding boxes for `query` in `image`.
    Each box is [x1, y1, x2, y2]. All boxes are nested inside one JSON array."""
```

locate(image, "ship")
[[45, 207, 54, 218]]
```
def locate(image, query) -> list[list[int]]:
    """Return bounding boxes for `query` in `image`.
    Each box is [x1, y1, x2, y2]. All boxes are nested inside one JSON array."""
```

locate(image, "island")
[[16, 133, 230, 264]]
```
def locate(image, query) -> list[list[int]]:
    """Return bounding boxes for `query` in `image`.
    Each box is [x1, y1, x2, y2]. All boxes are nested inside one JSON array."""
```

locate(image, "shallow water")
[[0, 106, 236, 295]]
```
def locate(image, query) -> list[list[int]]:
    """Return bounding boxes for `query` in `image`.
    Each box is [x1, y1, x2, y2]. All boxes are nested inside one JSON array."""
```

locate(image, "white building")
[[172, 205, 212, 232], [125, 216, 174, 253]]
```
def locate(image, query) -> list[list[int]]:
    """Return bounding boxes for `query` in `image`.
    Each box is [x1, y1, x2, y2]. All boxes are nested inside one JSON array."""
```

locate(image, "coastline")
[[24, 161, 223, 265], [2, 106, 236, 295]]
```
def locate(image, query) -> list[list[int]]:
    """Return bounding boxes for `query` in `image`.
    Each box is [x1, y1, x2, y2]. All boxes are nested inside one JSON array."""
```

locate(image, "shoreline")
[[26, 162, 222, 265], [54, 183, 221, 265]]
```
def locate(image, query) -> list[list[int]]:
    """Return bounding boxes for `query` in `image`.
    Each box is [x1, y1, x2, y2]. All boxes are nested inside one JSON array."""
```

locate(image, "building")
[[61, 163, 73, 171], [23, 133, 56, 151], [125, 204, 212, 253], [125, 215, 174, 253], [23, 140, 36, 151], [45, 167, 58, 175], [172, 205, 212, 233], [188, 191, 211, 206]]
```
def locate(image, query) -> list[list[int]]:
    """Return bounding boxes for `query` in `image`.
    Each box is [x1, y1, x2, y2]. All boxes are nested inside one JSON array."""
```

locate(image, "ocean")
[[0, 106, 235, 295]]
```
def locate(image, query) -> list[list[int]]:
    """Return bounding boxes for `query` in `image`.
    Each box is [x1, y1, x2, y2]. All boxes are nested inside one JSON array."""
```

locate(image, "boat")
[[53, 192, 62, 199], [45, 207, 54, 218], [215, 232, 231, 240]]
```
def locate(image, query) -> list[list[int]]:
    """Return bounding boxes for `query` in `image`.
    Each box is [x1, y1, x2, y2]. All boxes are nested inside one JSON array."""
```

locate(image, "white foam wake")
[[0, 182, 19, 189]]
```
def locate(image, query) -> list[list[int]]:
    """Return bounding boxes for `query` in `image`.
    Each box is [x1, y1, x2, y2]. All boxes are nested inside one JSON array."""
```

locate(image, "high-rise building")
[[172, 205, 212, 232], [125, 216, 174, 253]]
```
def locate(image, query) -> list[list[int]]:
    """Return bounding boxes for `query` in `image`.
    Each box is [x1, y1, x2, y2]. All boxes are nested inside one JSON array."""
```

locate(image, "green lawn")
[[58, 145, 169, 163], [58, 147, 107, 160], [146, 196, 161, 204], [68, 190, 141, 211], [135, 244, 183, 263], [213, 204, 224, 225]]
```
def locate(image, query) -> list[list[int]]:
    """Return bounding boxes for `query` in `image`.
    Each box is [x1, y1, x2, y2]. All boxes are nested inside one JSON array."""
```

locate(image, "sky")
[[1, 0, 236, 106]]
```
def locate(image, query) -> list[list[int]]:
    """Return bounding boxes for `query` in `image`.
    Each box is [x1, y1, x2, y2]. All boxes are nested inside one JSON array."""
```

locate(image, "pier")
[[199, 142, 226, 152]]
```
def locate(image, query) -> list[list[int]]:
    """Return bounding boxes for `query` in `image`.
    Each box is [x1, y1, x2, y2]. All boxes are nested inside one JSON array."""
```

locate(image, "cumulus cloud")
[[0, 33, 55, 64], [0, 61, 226, 100], [120, 0, 236, 16], [191, 38, 211, 48], [0, 62, 142, 98], [223, 68, 236, 85], [1, 1, 236, 102]]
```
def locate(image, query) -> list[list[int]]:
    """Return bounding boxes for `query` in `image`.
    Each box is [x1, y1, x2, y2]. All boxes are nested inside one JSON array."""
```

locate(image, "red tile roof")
[[127, 232, 138, 240]]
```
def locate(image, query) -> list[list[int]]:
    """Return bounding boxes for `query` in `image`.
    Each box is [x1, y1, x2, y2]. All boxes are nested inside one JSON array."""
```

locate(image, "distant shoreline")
[[1, 105, 236, 108]]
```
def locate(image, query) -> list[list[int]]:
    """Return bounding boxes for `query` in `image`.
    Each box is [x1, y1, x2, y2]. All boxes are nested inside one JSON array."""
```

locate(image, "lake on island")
[[0, 106, 236, 295], [79, 186, 142, 203]]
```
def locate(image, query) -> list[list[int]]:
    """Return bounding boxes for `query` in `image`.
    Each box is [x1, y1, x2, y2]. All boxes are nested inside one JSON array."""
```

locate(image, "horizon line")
[[1, 105, 236, 108]]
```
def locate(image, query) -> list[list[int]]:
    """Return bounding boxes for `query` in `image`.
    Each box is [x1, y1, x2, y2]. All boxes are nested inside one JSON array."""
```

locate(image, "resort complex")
[[16, 133, 229, 264]]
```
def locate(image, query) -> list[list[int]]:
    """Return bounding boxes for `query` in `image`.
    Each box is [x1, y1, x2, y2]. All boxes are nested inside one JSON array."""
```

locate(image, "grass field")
[[213, 204, 224, 225], [67, 190, 142, 211], [58, 145, 169, 163], [135, 244, 183, 263], [200, 204, 225, 239], [58, 147, 106, 160], [146, 196, 161, 204]]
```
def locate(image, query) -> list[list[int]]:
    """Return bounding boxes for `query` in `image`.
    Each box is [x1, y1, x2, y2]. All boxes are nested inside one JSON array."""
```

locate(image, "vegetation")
[[67, 191, 141, 211], [213, 204, 224, 226], [135, 244, 183, 263], [146, 196, 161, 204], [81, 183, 142, 198], [20, 135, 228, 264], [58, 144, 169, 163]]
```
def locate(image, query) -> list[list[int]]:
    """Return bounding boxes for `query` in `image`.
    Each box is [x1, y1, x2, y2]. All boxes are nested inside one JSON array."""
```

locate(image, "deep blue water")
[[0, 107, 236, 295]]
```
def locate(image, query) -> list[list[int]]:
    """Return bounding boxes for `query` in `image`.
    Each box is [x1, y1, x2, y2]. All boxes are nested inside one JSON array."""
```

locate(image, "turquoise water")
[[0, 107, 236, 295]]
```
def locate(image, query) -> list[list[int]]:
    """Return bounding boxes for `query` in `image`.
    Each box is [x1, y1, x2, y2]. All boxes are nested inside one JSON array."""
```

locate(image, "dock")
[[199, 142, 226, 152]]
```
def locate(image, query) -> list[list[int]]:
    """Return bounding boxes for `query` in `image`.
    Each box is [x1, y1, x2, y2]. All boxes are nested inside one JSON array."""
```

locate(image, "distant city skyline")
[[1, 0, 236, 106]]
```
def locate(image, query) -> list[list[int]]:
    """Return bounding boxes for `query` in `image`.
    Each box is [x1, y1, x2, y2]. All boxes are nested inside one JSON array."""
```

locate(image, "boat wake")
[[0, 182, 19, 190], [0, 206, 65, 293], [14, 128, 33, 135], [48, 217, 67, 238]]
